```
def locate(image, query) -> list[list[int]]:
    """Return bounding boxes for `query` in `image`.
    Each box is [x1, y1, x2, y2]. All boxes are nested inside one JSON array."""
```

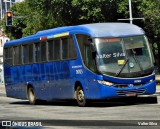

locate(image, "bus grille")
[[114, 84, 144, 88], [116, 88, 146, 96]]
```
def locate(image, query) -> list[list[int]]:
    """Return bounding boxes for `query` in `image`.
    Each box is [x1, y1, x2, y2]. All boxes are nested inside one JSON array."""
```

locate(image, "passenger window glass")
[[23, 44, 33, 64], [76, 34, 89, 61], [68, 36, 77, 59], [28, 44, 33, 63], [35, 43, 41, 63], [62, 37, 68, 59], [53, 39, 61, 60], [13, 46, 17, 65], [85, 45, 95, 71], [48, 36, 77, 61], [48, 39, 61, 61], [4, 47, 13, 65], [23, 45, 28, 64], [62, 36, 77, 60], [41, 41, 47, 62], [48, 40, 54, 61], [76, 34, 95, 71]]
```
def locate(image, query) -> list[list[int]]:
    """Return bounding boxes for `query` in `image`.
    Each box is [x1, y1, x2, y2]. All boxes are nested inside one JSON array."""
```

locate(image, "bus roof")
[[4, 23, 144, 47]]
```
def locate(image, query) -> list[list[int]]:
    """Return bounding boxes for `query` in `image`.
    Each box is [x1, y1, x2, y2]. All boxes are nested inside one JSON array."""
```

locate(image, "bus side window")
[[76, 34, 87, 61], [85, 45, 95, 71], [18, 46, 22, 65], [62, 37, 68, 59], [68, 36, 77, 59], [28, 44, 33, 64], [76, 34, 95, 72], [13, 46, 17, 65], [48, 40, 54, 61], [35, 43, 41, 63], [13, 46, 22, 65], [23, 45, 28, 64], [53, 39, 61, 61], [48, 39, 61, 61], [62, 36, 77, 60], [41, 41, 47, 62], [4, 47, 13, 65]]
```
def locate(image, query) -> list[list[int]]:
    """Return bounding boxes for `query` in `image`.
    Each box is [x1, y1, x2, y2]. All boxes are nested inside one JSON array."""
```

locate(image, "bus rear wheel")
[[28, 87, 37, 105], [75, 86, 87, 107]]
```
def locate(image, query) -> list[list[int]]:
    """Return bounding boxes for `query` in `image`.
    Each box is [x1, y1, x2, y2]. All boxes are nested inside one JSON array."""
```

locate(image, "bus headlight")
[[97, 80, 114, 86], [149, 79, 153, 82]]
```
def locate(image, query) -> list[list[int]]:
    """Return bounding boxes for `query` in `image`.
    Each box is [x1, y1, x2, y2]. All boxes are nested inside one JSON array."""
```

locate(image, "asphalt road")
[[0, 84, 160, 129]]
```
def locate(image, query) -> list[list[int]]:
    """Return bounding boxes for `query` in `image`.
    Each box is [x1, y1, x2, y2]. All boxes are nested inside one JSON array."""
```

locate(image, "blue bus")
[[3, 23, 156, 106]]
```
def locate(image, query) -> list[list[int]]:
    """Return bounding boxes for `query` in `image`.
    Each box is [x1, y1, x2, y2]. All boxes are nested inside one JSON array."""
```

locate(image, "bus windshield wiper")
[[115, 58, 129, 77], [131, 49, 143, 72]]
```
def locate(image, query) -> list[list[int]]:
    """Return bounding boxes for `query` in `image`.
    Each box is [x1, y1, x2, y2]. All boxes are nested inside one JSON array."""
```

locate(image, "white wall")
[[0, 35, 10, 83]]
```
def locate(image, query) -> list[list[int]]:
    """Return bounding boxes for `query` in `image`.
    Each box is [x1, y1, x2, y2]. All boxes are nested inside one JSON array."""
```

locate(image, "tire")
[[75, 86, 87, 107], [28, 87, 37, 105]]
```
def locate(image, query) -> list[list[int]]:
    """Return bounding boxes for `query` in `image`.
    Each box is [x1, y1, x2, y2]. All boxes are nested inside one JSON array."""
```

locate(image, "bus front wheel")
[[75, 86, 87, 107], [28, 87, 37, 105]]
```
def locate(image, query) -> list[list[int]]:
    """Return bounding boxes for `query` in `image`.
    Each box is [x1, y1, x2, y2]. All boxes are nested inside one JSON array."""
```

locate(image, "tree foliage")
[[1, 0, 160, 40], [1, 0, 118, 38]]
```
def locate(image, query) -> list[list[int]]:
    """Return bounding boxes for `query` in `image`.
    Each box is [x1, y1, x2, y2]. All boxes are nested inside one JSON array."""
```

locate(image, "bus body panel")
[[103, 74, 155, 84], [4, 60, 80, 100]]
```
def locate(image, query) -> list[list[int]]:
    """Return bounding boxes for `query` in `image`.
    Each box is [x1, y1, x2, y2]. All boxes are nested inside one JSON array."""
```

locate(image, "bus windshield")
[[95, 35, 154, 77]]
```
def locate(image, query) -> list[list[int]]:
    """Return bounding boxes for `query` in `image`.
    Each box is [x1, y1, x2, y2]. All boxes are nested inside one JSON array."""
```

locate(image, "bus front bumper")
[[98, 80, 156, 99]]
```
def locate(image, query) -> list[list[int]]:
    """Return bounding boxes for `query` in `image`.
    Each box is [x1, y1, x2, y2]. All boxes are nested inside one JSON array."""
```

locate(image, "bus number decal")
[[76, 69, 83, 74]]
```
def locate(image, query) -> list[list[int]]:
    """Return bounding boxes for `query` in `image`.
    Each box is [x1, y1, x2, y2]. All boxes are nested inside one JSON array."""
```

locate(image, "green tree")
[[139, 0, 160, 67], [1, 0, 119, 38]]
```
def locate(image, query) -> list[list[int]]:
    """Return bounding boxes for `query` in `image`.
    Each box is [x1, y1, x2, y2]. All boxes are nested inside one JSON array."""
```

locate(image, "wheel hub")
[[78, 90, 84, 102]]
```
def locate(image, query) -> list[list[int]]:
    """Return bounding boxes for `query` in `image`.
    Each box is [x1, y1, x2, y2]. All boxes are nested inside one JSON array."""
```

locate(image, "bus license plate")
[[126, 93, 137, 97]]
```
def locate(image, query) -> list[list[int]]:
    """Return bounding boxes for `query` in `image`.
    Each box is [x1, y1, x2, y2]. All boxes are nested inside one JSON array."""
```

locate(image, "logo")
[[134, 80, 141, 83], [76, 69, 83, 74]]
